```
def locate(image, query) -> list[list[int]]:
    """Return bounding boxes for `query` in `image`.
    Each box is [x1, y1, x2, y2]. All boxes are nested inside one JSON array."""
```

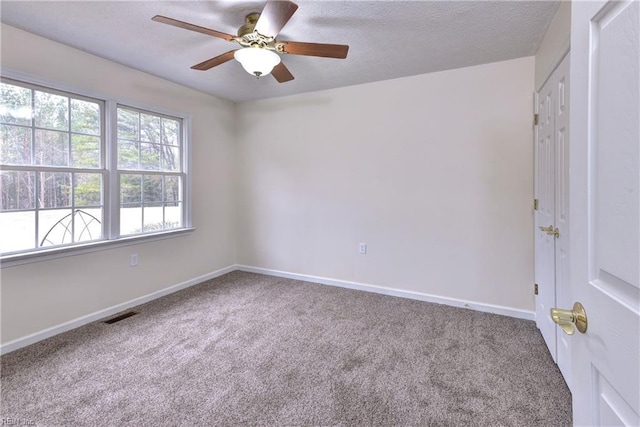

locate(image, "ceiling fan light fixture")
[[234, 47, 281, 78]]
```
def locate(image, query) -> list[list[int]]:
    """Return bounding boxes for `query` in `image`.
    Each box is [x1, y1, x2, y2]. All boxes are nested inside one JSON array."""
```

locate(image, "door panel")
[[594, 368, 640, 426], [570, 1, 640, 425]]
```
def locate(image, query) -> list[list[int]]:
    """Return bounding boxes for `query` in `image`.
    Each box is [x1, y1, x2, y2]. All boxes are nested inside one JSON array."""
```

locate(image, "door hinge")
[[534, 199, 539, 210], [534, 283, 539, 295], [534, 113, 539, 126]]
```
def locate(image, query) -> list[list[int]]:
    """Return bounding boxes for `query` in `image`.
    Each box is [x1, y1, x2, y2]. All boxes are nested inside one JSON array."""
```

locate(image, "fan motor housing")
[[234, 12, 278, 50], [237, 13, 260, 37]]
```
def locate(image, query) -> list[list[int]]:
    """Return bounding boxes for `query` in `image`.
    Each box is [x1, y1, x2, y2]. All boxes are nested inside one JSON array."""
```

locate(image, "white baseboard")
[[236, 265, 536, 321], [0, 265, 236, 355], [2, 263, 535, 355]]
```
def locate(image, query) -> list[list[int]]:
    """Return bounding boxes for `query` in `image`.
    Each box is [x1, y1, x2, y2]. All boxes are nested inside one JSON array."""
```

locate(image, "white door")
[[570, 1, 639, 425], [534, 54, 571, 386], [536, 70, 558, 362]]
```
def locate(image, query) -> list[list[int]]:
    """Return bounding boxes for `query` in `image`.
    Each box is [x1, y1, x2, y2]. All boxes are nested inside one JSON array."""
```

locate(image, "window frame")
[[115, 105, 186, 237], [0, 71, 193, 267]]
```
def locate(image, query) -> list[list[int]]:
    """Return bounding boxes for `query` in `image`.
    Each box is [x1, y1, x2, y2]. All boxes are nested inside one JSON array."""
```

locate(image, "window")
[[117, 107, 184, 235], [0, 80, 104, 254], [0, 78, 189, 259]]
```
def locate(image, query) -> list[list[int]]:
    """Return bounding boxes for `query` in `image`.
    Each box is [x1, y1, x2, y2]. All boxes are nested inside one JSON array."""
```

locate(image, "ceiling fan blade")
[[191, 50, 237, 71], [272, 62, 294, 83], [254, 0, 299, 38], [152, 15, 235, 41], [279, 41, 349, 59]]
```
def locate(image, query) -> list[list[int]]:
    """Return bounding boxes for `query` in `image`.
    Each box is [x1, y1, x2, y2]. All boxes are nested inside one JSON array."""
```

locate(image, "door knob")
[[550, 302, 588, 335], [539, 225, 560, 238]]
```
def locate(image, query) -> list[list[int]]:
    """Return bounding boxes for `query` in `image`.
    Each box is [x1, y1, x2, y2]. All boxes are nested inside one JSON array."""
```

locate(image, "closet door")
[[535, 71, 558, 363], [534, 53, 571, 386], [553, 55, 571, 388]]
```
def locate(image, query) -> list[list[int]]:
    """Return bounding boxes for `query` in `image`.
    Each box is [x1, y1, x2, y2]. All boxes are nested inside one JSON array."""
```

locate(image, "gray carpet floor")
[[1, 271, 572, 426]]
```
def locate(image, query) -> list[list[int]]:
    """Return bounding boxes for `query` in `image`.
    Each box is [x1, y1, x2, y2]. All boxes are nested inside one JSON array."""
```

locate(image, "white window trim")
[[0, 68, 194, 266], [0, 228, 195, 267]]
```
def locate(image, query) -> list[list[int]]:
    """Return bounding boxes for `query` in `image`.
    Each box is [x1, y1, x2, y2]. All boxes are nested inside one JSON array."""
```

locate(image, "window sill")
[[0, 228, 195, 268]]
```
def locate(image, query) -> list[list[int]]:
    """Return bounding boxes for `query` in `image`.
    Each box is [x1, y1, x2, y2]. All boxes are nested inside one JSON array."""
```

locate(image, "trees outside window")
[[1, 80, 104, 254], [0, 78, 187, 257], [117, 107, 183, 235]]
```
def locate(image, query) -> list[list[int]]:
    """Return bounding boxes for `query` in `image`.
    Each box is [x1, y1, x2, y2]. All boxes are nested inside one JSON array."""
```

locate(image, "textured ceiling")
[[0, 1, 559, 102]]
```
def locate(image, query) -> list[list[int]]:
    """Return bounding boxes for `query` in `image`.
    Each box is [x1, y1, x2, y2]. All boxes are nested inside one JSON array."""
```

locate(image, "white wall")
[[0, 25, 237, 344], [236, 57, 536, 311], [535, 0, 571, 90]]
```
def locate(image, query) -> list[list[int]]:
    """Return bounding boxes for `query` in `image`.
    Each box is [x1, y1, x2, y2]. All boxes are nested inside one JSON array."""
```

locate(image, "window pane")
[[120, 206, 142, 235], [34, 91, 68, 131], [120, 174, 141, 205], [165, 203, 182, 229], [164, 176, 180, 202], [1, 171, 35, 210], [118, 140, 139, 169], [117, 108, 138, 140], [74, 207, 102, 242], [70, 99, 100, 135], [143, 175, 162, 203], [162, 118, 179, 146], [1, 124, 32, 165], [140, 113, 160, 143], [38, 209, 73, 246], [35, 129, 69, 166], [143, 204, 163, 232], [74, 173, 102, 206], [140, 143, 160, 170], [0, 83, 32, 126], [162, 145, 180, 171], [71, 134, 100, 168], [0, 211, 35, 253], [39, 172, 71, 208]]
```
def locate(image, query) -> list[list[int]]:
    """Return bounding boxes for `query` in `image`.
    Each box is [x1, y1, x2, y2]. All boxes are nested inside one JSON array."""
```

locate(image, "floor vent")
[[104, 311, 138, 324]]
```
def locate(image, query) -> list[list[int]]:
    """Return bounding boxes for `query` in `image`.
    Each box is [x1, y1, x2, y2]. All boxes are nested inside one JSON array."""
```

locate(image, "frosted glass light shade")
[[234, 48, 281, 77]]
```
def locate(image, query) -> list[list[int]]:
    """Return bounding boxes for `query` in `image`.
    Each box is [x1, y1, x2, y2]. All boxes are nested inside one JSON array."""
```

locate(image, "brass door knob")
[[550, 302, 588, 335], [539, 225, 560, 238]]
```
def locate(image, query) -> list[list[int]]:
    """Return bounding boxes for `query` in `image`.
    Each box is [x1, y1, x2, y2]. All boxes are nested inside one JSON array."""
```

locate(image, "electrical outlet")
[[359, 243, 367, 255], [130, 254, 138, 267]]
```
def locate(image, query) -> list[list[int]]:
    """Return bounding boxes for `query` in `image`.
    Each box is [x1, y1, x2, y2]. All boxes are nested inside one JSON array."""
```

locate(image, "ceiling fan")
[[152, 0, 349, 83]]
